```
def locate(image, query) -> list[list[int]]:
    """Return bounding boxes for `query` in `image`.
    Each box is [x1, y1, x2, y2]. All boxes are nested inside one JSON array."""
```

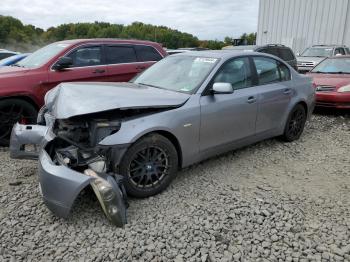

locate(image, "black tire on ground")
[[282, 104, 307, 142], [118, 133, 178, 198], [0, 99, 38, 146]]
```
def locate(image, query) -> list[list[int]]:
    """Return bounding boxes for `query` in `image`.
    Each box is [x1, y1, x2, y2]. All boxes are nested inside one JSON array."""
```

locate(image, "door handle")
[[283, 88, 292, 95], [93, 69, 106, 74], [247, 96, 257, 104], [136, 66, 146, 70]]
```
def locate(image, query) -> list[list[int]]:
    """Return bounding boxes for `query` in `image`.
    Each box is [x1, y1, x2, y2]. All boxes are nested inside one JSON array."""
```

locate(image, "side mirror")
[[212, 82, 234, 94], [296, 52, 300, 56], [52, 57, 73, 71]]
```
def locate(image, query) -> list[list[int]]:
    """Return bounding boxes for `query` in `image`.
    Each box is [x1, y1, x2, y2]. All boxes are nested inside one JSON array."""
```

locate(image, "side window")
[[213, 57, 252, 90], [278, 62, 291, 81], [253, 57, 280, 85], [279, 48, 295, 61], [135, 45, 162, 61], [345, 48, 350, 54], [335, 48, 345, 55], [105, 45, 137, 64], [67, 46, 102, 67]]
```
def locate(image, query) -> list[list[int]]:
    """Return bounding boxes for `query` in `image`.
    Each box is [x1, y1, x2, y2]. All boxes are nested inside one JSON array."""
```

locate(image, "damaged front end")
[[10, 112, 130, 227], [39, 116, 129, 227]]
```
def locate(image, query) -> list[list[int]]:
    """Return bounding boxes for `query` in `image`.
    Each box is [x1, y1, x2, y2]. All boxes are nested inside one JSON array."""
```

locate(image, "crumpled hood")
[[46, 82, 190, 119]]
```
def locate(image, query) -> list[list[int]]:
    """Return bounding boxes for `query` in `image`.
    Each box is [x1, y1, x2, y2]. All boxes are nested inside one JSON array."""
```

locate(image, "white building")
[[256, 0, 350, 53]]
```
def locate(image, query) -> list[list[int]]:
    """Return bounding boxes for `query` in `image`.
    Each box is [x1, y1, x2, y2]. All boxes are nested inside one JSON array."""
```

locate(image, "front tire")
[[119, 134, 178, 198], [0, 99, 37, 146], [282, 104, 307, 142]]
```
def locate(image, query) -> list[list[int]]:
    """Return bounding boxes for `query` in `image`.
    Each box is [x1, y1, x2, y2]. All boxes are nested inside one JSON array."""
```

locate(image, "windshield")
[[311, 58, 350, 74], [133, 55, 219, 93], [301, 47, 333, 57], [16, 43, 70, 68]]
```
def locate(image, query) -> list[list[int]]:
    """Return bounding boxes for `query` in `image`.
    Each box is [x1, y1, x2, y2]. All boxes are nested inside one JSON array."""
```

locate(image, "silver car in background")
[[10, 51, 315, 226], [297, 45, 350, 73]]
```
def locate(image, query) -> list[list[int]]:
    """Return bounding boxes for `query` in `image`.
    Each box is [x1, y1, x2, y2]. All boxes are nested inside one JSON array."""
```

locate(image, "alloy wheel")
[[128, 146, 170, 188]]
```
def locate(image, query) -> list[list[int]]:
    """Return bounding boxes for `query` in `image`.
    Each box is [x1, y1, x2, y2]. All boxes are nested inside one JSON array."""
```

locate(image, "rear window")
[[106, 45, 137, 64], [135, 45, 162, 62], [279, 48, 295, 61], [259, 47, 279, 57]]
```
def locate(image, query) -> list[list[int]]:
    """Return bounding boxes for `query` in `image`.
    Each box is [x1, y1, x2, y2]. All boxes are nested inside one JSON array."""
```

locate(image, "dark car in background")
[[297, 45, 350, 73], [222, 44, 298, 70], [307, 56, 350, 108], [0, 39, 167, 145], [0, 53, 30, 67], [0, 50, 17, 60]]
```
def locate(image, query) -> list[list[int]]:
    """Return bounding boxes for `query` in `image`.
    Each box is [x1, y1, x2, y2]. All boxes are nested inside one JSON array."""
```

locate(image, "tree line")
[[0, 15, 256, 51]]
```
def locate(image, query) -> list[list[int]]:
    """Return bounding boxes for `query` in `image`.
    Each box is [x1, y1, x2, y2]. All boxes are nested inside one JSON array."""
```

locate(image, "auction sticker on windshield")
[[194, 57, 217, 63]]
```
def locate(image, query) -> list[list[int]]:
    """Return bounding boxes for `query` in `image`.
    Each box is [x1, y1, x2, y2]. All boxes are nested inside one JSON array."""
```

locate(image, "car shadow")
[[313, 107, 350, 119]]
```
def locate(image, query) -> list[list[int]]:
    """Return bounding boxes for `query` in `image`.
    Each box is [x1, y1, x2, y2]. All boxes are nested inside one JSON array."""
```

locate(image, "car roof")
[[55, 38, 161, 46], [0, 50, 17, 54], [311, 45, 345, 48], [223, 45, 258, 50], [173, 50, 273, 59]]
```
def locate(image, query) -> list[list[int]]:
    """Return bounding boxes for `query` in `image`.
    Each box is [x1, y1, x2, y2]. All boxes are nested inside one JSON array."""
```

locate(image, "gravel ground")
[[0, 111, 350, 262]]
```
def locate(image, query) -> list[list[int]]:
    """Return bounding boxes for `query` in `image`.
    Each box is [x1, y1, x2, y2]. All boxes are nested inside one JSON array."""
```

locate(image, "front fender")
[[99, 118, 176, 146]]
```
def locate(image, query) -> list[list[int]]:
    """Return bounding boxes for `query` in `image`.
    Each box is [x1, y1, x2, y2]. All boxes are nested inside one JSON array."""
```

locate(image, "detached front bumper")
[[39, 149, 92, 217], [10, 123, 49, 160], [39, 149, 127, 226]]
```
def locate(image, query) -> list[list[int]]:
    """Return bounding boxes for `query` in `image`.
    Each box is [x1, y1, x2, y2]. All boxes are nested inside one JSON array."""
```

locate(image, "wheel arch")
[[297, 100, 308, 115], [127, 129, 183, 169], [0, 95, 40, 111]]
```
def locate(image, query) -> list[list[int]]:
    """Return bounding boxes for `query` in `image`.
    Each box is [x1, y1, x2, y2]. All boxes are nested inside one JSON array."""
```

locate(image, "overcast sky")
[[0, 0, 259, 40]]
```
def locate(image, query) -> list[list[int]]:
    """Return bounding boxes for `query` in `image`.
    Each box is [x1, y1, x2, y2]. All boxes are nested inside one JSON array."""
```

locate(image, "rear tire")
[[282, 104, 307, 142], [119, 133, 178, 198], [0, 99, 37, 146]]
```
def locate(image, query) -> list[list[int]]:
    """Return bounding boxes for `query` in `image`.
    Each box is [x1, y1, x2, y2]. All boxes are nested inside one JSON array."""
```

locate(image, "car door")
[[252, 56, 293, 134], [47, 45, 107, 92], [199, 57, 258, 154], [103, 44, 140, 82]]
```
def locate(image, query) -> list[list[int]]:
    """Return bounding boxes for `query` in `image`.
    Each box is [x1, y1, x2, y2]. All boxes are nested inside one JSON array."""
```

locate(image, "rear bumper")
[[316, 92, 350, 109], [10, 123, 49, 160]]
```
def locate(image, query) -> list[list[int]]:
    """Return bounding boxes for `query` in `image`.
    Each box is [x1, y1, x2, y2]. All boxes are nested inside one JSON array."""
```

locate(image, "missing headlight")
[[89, 120, 121, 146], [84, 169, 127, 227]]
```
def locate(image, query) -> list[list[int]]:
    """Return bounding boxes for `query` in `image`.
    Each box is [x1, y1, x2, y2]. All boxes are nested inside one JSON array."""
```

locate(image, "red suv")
[[0, 39, 167, 145]]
